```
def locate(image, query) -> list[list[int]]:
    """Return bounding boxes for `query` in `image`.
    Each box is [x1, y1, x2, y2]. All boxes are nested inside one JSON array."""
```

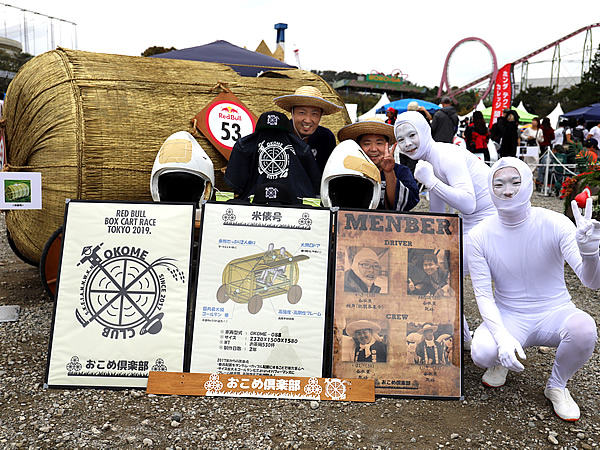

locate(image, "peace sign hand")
[[380, 143, 395, 174], [571, 197, 600, 256]]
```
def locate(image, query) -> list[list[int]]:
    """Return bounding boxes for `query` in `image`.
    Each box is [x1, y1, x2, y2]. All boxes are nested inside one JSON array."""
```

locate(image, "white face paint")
[[395, 123, 420, 156], [492, 167, 521, 199]]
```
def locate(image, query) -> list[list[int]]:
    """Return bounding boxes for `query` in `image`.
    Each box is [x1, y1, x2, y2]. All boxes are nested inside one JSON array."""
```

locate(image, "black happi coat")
[[224, 127, 321, 201]]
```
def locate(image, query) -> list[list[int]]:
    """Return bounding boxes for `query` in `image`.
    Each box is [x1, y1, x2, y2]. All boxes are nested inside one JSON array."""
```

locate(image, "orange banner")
[[147, 371, 375, 402]]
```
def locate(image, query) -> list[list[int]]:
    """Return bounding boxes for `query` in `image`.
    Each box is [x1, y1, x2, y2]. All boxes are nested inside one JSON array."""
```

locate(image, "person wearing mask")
[[467, 157, 600, 422], [394, 111, 497, 348], [273, 85, 342, 172], [337, 118, 419, 212]]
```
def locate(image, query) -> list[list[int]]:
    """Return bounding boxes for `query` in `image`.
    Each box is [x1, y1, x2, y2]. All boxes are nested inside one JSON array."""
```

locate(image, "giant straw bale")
[[2, 48, 350, 264]]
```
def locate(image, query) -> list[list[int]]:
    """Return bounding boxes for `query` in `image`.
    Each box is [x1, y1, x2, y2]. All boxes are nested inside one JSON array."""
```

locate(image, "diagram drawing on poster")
[[216, 242, 309, 314]]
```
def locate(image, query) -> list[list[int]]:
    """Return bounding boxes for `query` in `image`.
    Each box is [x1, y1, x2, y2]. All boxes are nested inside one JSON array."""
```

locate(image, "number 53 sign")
[[193, 91, 258, 160]]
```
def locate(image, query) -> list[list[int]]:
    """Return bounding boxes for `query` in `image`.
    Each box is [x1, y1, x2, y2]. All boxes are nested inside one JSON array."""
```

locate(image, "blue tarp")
[[151, 40, 296, 77], [376, 98, 440, 114], [561, 103, 600, 122]]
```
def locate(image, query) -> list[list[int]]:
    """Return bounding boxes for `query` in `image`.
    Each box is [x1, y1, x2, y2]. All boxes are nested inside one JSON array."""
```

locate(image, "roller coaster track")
[[438, 23, 600, 101]]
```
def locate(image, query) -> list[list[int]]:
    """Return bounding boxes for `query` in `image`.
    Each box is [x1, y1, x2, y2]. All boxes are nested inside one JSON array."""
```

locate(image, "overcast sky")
[[6, 0, 600, 89]]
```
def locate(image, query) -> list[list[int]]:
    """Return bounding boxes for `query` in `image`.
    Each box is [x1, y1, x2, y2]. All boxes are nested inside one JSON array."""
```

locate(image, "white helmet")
[[150, 131, 215, 208], [320, 140, 381, 209]]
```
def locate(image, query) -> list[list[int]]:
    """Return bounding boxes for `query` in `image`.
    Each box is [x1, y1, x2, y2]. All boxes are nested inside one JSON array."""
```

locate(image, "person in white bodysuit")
[[467, 156, 600, 422], [394, 111, 497, 345]]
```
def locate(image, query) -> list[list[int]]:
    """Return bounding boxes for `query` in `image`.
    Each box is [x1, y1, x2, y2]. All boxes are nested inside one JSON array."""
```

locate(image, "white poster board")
[[0, 172, 42, 209], [45, 201, 195, 389], [190, 202, 332, 377]]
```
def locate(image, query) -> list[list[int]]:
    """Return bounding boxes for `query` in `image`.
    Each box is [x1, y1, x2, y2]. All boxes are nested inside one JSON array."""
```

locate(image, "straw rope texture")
[[2, 48, 350, 264]]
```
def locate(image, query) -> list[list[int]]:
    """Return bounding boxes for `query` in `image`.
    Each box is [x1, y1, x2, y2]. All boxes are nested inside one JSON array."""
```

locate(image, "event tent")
[[516, 101, 530, 114], [358, 93, 391, 122], [481, 106, 535, 124], [547, 103, 564, 128], [561, 103, 600, 122], [151, 40, 296, 77], [376, 98, 440, 114], [345, 103, 358, 123]]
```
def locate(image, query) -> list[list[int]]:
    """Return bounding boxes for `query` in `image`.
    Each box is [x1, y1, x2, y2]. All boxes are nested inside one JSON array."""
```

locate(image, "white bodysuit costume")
[[394, 111, 497, 342], [394, 111, 496, 237], [467, 157, 600, 392]]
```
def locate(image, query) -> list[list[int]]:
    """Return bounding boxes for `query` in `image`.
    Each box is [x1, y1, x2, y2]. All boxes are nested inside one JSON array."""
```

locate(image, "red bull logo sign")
[[193, 91, 259, 160], [219, 105, 242, 121]]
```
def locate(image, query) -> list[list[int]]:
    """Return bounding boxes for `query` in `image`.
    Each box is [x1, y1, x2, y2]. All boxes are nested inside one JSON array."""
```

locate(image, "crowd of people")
[[218, 87, 600, 422]]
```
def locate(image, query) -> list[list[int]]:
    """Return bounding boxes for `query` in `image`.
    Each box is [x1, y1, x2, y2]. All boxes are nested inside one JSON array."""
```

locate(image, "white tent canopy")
[[457, 100, 488, 123], [517, 101, 530, 115], [344, 103, 358, 123], [357, 92, 390, 122], [547, 102, 564, 128]]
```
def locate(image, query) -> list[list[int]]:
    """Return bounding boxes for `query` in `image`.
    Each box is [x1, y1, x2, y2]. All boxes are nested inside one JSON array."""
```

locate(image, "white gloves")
[[571, 197, 600, 256], [494, 329, 526, 372], [414, 160, 439, 189]]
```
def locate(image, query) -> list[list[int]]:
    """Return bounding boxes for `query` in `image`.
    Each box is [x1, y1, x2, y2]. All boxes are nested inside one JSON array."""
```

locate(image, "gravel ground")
[[1, 192, 600, 449]]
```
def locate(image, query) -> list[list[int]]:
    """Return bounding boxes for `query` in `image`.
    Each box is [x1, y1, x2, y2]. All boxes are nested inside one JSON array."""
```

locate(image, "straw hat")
[[337, 117, 396, 143], [407, 101, 419, 111], [419, 323, 438, 334], [345, 319, 381, 336], [273, 85, 342, 115]]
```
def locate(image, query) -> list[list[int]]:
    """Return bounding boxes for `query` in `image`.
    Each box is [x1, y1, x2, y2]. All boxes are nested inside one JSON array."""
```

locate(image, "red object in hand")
[[575, 187, 592, 208]]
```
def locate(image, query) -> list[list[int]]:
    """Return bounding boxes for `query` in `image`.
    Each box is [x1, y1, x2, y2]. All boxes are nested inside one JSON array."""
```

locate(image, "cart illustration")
[[216, 244, 309, 314]]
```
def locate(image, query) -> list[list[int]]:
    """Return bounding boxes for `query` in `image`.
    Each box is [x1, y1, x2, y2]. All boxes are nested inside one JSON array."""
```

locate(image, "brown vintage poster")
[[331, 210, 462, 398]]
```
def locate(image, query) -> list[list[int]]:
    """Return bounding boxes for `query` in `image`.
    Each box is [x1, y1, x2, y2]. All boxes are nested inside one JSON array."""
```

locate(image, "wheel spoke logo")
[[75, 242, 184, 340], [258, 140, 291, 179]]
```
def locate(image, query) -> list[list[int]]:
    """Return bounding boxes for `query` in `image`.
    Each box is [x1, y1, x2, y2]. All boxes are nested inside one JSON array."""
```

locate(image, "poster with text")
[[332, 210, 462, 398], [190, 202, 332, 377], [45, 201, 195, 389]]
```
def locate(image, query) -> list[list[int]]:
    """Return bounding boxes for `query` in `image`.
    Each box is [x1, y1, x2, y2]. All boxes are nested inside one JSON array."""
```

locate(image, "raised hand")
[[380, 144, 395, 174], [571, 197, 600, 256], [414, 160, 439, 188]]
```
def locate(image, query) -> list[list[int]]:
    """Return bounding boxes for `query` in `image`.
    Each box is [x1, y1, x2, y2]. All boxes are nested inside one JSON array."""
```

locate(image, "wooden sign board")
[[193, 91, 258, 160], [331, 210, 463, 399], [147, 372, 374, 402]]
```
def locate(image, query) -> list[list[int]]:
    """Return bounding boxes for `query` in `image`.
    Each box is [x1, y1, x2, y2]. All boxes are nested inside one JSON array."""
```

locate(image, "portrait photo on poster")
[[407, 248, 454, 297], [334, 318, 388, 363], [343, 246, 389, 294], [406, 321, 459, 367]]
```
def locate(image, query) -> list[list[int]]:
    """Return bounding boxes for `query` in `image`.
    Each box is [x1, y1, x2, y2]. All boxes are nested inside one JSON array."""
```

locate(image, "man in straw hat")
[[338, 118, 419, 211], [466, 157, 600, 421], [273, 85, 342, 172], [415, 323, 448, 365], [345, 319, 387, 363]]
